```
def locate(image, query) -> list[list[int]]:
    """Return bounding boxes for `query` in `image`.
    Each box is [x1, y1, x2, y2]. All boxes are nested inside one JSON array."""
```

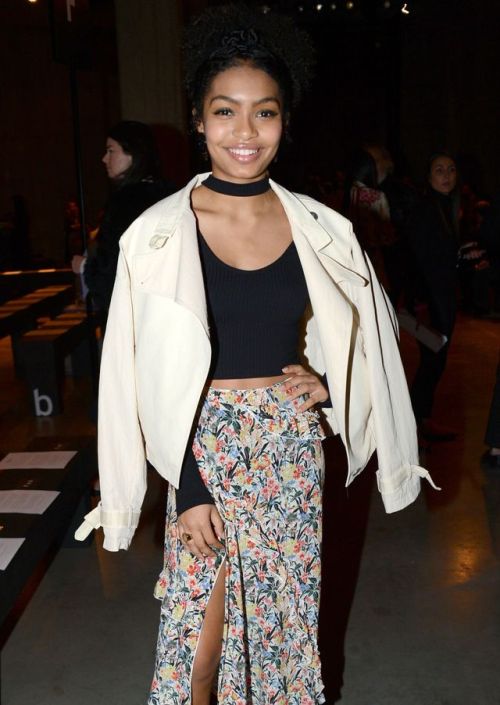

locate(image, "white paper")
[[0, 451, 77, 470], [0, 538, 25, 570], [0, 490, 60, 514]]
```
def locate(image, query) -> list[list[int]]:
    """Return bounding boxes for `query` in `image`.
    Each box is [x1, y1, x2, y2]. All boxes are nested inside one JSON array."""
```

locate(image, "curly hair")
[[183, 3, 315, 121]]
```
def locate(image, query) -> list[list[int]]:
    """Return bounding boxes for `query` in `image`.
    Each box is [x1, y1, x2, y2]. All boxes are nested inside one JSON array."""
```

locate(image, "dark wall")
[[400, 0, 500, 194], [1, 0, 120, 265]]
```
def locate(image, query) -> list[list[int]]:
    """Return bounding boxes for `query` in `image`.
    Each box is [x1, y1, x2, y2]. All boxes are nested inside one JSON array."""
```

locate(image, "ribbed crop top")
[[176, 232, 312, 516], [198, 232, 309, 379]]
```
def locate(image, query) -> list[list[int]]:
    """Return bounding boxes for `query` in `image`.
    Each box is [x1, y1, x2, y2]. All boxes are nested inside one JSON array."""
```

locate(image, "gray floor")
[[2, 314, 500, 704]]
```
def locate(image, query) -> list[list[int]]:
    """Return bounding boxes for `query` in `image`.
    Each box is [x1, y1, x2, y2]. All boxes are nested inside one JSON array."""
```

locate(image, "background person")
[[406, 151, 460, 441], [71, 120, 174, 318]]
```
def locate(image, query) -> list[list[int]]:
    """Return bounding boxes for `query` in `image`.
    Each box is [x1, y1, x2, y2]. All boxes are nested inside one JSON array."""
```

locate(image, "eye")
[[213, 107, 233, 117], [257, 109, 279, 118]]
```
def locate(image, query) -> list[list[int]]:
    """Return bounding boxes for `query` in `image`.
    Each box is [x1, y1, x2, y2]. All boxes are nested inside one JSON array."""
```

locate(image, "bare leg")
[[191, 561, 226, 705]]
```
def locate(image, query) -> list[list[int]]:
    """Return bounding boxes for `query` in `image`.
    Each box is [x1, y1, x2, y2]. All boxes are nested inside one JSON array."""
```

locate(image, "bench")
[[0, 285, 75, 376], [0, 436, 97, 703], [0, 268, 73, 305], [20, 307, 99, 416]]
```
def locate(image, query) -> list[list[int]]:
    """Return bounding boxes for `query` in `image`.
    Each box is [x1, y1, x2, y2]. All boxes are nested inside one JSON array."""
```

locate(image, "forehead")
[[431, 157, 455, 170], [106, 137, 122, 150], [205, 64, 281, 100]]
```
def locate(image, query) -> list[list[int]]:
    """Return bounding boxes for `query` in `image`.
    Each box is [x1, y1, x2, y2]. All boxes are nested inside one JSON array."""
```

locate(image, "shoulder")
[[272, 181, 353, 232], [118, 181, 193, 255]]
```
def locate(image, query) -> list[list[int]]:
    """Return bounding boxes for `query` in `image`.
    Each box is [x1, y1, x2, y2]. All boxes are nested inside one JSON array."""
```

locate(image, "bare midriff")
[[209, 374, 288, 390]]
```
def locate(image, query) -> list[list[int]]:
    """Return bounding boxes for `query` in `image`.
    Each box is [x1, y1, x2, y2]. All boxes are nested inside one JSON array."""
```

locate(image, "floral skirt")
[[149, 382, 326, 705]]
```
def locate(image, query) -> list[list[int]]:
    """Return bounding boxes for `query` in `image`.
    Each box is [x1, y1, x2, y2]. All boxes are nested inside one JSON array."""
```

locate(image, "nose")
[[233, 112, 257, 140], [102, 153, 108, 165]]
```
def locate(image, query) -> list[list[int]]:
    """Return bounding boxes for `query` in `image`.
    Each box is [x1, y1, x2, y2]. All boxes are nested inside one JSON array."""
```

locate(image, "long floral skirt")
[[149, 382, 326, 705]]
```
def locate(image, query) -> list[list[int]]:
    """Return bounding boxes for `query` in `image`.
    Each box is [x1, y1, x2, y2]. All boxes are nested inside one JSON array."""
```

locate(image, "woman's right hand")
[[177, 504, 225, 559]]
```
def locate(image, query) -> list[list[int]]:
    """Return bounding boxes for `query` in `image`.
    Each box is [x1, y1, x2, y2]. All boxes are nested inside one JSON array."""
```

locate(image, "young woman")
[[76, 6, 438, 704], [71, 121, 174, 317]]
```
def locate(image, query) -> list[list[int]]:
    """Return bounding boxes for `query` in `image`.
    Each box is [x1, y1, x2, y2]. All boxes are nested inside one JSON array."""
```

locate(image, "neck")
[[203, 173, 271, 198]]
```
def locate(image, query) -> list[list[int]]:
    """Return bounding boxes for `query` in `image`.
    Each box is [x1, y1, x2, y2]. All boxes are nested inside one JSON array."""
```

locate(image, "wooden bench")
[[0, 285, 75, 376], [20, 307, 98, 416]]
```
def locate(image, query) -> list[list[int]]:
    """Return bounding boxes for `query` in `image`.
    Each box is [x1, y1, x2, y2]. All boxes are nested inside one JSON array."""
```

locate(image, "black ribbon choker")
[[203, 174, 270, 197]]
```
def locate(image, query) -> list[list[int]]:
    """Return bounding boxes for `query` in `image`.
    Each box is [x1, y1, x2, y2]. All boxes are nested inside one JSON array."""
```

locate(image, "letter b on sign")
[[33, 388, 54, 416]]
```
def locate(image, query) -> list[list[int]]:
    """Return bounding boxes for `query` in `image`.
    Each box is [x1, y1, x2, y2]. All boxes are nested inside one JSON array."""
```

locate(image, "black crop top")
[[198, 233, 309, 378], [176, 233, 323, 516]]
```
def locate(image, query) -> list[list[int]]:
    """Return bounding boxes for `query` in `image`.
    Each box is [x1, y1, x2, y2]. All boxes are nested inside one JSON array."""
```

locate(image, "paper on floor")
[[0, 538, 25, 570], [0, 451, 77, 470], [0, 490, 60, 514]]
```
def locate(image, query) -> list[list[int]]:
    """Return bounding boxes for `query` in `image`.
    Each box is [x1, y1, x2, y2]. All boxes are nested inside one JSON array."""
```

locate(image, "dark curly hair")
[[183, 3, 315, 123]]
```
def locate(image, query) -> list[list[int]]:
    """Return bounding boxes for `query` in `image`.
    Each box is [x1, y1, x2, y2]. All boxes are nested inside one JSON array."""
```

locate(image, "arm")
[[175, 446, 215, 515], [75, 242, 147, 550], [347, 225, 440, 511]]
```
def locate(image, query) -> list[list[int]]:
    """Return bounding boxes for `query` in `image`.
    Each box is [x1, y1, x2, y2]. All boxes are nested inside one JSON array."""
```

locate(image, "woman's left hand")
[[282, 364, 329, 412]]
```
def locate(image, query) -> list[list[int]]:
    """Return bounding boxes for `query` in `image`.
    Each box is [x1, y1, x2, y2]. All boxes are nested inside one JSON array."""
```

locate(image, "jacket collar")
[[149, 173, 366, 288]]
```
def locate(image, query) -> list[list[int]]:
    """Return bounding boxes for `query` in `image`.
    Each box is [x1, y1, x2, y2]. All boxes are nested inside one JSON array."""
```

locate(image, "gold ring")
[[182, 532, 193, 542]]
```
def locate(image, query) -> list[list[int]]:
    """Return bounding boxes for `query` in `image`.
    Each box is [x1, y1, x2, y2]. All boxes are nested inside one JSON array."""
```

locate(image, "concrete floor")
[[1, 313, 499, 705]]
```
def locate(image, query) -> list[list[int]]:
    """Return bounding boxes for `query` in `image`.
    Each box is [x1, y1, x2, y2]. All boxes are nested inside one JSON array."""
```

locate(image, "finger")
[[192, 530, 217, 558], [210, 508, 225, 545], [286, 380, 314, 400], [296, 395, 317, 412], [282, 364, 305, 375], [202, 525, 224, 553]]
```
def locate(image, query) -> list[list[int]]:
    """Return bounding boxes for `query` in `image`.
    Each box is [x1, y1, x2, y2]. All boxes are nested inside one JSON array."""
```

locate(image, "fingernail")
[[282, 366, 288, 372]]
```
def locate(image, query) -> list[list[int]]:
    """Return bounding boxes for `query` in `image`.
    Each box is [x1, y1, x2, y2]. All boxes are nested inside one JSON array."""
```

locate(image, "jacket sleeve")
[[75, 241, 147, 550], [346, 225, 440, 512]]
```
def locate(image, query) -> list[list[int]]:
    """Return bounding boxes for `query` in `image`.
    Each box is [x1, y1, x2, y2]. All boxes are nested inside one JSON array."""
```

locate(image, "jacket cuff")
[[376, 464, 440, 513], [74, 502, 141, 551]]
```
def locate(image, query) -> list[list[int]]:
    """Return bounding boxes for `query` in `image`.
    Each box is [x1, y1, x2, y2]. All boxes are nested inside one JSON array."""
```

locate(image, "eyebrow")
[[209, 95, 281, 107]]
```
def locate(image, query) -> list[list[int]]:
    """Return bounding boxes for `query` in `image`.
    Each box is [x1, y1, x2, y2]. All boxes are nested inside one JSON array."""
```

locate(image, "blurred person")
[[365, 143, 420, 305], [71, 121, 174, 318], [342, 149, 396, 287], [406, 152, 460, 441]]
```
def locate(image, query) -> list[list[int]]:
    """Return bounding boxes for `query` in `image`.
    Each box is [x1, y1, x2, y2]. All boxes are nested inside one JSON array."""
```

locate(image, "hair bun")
[[218, 28, 260, 57]]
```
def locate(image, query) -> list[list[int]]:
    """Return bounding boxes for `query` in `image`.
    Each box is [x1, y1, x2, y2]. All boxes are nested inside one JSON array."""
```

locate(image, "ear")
[[192, 109, 204, 134]]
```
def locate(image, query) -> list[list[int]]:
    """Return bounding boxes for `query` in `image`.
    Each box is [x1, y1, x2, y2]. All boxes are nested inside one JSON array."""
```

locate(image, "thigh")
[[193, 560, 226, 675]]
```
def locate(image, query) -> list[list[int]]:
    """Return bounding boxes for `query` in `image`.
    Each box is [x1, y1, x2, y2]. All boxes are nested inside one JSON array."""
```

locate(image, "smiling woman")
[[76, 5, 438, 705]]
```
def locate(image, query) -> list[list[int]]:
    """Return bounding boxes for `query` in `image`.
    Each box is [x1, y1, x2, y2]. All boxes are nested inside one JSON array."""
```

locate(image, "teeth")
[[229, 148, 258, 156]]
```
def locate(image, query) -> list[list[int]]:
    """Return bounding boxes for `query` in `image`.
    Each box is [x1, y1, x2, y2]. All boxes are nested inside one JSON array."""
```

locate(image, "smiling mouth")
[[227, 147, 260, 161]]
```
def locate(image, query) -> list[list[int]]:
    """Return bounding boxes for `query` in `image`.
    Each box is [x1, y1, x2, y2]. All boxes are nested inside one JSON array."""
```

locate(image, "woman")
[[406, 152, 460, 441], [71, 120, 174, 317], [76, 6, 437, 704]]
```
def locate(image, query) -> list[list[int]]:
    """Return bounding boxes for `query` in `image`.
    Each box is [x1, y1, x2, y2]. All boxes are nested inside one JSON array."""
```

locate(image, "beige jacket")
[[76, 174, 438, 551]]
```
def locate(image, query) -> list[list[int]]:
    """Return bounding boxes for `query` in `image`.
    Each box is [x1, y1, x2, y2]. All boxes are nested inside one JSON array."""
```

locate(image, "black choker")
[[203, 174, 270, 197]]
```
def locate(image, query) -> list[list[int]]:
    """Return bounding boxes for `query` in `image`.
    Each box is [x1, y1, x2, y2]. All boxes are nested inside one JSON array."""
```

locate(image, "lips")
[[227, 146, 260, 162]]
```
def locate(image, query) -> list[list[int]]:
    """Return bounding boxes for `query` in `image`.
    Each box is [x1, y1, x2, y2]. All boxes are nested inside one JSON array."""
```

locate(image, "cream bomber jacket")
[[75, 174, 439, 551]]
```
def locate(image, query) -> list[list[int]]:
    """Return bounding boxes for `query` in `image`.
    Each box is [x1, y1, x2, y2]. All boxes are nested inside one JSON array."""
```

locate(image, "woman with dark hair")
[[406, 151, 460, 441], [76, 6, 437, 704], [71, 121, 173, 315]]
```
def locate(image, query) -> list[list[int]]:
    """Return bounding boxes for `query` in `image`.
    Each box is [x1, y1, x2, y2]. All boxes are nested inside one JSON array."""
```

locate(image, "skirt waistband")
[[205, 380, 306, 410]]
